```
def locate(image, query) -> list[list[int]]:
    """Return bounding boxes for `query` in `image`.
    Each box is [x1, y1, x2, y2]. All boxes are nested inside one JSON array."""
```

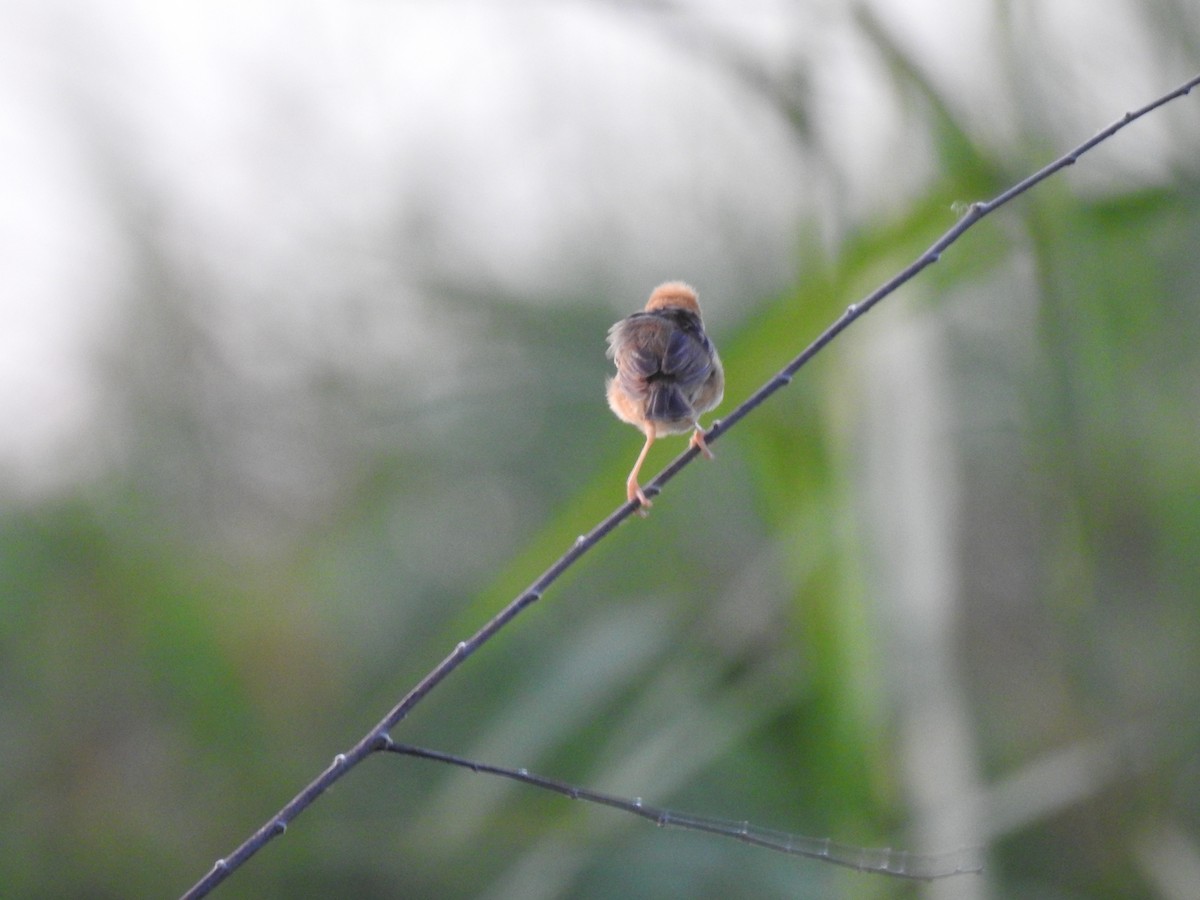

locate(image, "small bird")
[[606, 281, 724, 513]]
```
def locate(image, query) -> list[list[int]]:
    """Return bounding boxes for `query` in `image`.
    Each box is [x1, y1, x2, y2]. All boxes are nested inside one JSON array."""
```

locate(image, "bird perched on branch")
[[606, 281, 724, 513]]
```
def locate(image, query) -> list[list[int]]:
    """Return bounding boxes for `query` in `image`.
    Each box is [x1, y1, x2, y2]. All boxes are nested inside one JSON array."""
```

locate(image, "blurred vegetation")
[[3, 3, 1200, 899]]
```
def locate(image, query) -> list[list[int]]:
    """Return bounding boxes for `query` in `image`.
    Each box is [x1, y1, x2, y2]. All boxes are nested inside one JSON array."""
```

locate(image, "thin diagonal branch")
[[383, 741, 984, 881], [180, 71, 1200, 899]]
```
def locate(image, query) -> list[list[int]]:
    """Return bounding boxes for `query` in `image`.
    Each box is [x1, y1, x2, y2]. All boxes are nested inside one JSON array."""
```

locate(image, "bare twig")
[[180, 71, 1200, 899], [383, 741, 984, 880]]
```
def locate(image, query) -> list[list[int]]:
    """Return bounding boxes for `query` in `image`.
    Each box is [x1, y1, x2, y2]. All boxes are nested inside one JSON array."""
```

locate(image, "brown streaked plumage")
[[606, 281, 724, 513]]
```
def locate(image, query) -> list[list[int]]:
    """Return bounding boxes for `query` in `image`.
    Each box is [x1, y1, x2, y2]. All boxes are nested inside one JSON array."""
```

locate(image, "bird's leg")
[[626, 424, 656, 514], [689, 424, 715, 460]]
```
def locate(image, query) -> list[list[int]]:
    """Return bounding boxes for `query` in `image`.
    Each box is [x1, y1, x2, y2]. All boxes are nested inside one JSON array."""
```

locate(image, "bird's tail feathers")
[[645, 383, 692, 422]]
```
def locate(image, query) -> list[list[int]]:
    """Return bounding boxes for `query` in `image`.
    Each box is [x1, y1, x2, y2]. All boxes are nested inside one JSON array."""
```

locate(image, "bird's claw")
[[690, 429, 715, 460], [627, 480, 652, 517]]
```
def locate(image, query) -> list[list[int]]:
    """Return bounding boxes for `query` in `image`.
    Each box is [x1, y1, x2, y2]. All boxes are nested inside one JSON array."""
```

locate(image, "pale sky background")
[[1, 0, 1193, 503]]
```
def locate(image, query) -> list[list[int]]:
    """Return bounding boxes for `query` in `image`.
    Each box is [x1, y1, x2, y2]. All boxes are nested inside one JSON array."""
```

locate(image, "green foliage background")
[[3, 5, 1200, 899]]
